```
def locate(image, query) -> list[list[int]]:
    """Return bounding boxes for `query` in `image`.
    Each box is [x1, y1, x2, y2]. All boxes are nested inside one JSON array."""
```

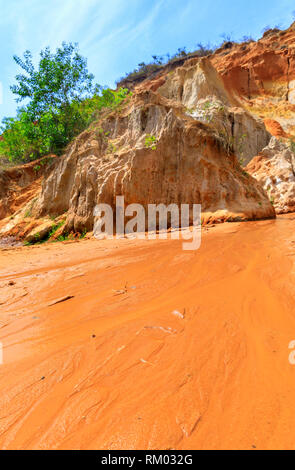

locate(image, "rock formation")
[[155, 58, 270, 164], [212, 23, 295, 137], [0, 157, 54, 220], [246, 137, 295, 213], [210, 23, 295, 214], [26, 89, 273, 235]]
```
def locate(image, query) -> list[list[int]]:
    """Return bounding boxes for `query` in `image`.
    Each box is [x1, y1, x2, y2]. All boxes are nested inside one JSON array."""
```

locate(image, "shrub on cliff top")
[[116, 44, 213, 86]]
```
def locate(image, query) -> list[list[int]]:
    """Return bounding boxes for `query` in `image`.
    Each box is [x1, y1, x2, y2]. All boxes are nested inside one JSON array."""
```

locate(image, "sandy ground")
[[0, 214, 295, 450]]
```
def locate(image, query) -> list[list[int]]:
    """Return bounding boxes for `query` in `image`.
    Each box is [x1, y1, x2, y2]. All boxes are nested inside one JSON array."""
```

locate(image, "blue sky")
[[0, 0, 294, 120]]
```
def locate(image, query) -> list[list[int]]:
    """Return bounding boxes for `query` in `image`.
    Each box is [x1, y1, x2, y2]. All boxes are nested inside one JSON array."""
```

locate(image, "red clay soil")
[[0, 215, 295, 450]]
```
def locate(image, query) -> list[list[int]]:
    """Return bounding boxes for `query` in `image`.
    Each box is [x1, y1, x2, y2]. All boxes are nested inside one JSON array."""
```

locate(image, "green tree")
[[0, 43, 96, 161], [0, 43, 130, 163], [11, 42, 96, 118]]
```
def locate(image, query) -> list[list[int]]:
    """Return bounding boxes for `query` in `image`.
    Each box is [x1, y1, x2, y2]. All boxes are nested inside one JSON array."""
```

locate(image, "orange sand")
[[0, 215, 295, 450]]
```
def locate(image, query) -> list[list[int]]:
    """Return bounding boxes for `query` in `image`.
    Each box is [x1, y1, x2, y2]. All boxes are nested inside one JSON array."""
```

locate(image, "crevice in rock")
[[179, 84, 184, 101], [286, 56, 290, 102], [141, 109, 148, 131], [230, 113, 235, 137], [247, 68, 251, 100]]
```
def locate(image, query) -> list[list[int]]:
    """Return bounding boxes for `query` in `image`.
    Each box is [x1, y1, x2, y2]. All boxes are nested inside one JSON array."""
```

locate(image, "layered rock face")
[[213, 27, 295, 96], [0, 158, 53, 220], [210, 23, 295, 214], [27, 90, 274, 235], [155, 58, 270, 164], [246, 137, 295, 214], [212, 23, 295, 137]]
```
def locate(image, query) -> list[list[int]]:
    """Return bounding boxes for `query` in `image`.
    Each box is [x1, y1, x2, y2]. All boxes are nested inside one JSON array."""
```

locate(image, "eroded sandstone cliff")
[[33, 89, 274, 234], [212, 23, 295, 136], [211, 23, 295, 212], [0, 157, 54, 221], [0, 85, 275, 241], [246, 137, 295, 214], [9, 24, 295, 241]]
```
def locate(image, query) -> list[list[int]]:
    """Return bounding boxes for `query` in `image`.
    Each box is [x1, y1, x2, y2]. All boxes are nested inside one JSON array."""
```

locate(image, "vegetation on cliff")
[[0, 43, 130, 163], [1, 21, 293, 165]]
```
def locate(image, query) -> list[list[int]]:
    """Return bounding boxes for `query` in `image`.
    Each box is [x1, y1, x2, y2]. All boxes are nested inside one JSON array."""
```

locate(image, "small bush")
[[145, 134, 157, 150], [116, 44, 213, 86]]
